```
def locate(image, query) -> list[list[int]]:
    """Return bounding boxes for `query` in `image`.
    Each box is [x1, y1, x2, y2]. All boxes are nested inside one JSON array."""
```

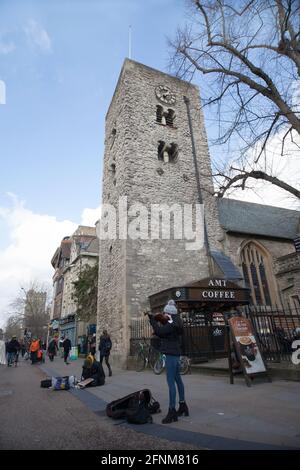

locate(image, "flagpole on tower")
[[129, 25, 132, 59]]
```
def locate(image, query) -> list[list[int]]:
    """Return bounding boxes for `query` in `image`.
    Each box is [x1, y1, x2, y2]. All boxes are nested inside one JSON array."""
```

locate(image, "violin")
[[154, 312, 170, 325], [143, 310, 169, 325]]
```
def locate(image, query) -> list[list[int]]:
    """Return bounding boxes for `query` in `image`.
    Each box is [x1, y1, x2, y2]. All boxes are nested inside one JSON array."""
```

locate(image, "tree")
[[72, 262, 98, 322], [170, 0, 300, 200], [4, 315, 23, 341], [7, 282, 51, 341]]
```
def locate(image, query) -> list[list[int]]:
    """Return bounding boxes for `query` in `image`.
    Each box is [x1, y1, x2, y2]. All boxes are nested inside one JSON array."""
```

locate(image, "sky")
[[0, 0, 299, 328]]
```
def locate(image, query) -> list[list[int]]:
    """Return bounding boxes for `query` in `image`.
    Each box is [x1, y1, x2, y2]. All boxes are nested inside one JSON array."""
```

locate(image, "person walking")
[[99, 330, 112, 376], [29, 337, 40, 364], [6, 336, 20, 367], [148, 300, 189, 424], [47, 338, 58, 362], [0, 331, 6, 365], [62, 336, 72, 365]]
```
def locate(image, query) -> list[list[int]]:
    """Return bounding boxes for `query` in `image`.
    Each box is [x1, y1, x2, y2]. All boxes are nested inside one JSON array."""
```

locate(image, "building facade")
[[97, 59, 300, 366], [50, 226, 99, 350]]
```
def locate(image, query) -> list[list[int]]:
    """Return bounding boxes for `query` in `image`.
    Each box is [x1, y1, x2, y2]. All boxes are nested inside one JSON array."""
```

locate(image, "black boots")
[[162, 408, 178, 424], [177, 401, 189, 417]]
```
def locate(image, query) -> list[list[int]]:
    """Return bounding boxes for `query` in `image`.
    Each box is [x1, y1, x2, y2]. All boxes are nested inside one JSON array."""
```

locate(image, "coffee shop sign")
[[202, 279, 235, 300]]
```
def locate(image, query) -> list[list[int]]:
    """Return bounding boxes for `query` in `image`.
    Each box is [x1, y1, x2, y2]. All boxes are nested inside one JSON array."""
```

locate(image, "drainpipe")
[[184, 95, 213, 277]]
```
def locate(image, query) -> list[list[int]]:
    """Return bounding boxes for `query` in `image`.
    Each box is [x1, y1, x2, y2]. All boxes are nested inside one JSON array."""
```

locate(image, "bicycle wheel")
[[148, 348, 160, 370], [135, 351, 146, 372], [179, 356, 190, 375], [153, 355, 165, 375]]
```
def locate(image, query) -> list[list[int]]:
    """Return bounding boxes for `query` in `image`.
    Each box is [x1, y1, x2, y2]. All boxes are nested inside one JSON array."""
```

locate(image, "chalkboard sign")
[[228, 316, 270, 386]]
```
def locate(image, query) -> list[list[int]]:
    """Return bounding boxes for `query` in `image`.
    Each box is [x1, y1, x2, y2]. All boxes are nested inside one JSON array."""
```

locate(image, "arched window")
[[240, 242, 276, 306]]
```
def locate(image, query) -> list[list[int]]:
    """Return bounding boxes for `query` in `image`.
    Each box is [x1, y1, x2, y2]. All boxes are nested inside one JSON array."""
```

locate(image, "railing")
[[244, 306, 300, 362], [130, 306, 300, 363]]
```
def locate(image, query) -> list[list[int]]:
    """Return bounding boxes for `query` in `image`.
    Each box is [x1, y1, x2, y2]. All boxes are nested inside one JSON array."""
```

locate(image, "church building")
[[97, 59, 300, 366]]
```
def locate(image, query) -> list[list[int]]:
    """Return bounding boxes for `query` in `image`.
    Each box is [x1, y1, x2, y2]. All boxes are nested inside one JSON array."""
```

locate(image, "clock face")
[[155, 85, 176, 105]]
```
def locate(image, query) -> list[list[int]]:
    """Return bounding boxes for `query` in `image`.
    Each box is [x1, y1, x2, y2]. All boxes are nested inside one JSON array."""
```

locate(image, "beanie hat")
[[163, 300, 177, 315]]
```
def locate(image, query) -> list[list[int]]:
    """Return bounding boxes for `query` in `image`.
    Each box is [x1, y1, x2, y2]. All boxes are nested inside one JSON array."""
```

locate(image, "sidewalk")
[[39, 357, 300, 450]]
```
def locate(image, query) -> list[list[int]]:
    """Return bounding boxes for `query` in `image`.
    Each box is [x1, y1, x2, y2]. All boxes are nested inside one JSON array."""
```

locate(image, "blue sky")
[[0, 0, 190, 326], [0, 0, 187, 226]]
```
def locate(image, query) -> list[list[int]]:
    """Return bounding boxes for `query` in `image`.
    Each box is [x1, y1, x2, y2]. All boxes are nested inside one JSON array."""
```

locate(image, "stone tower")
[[97, 59, 223, 366]]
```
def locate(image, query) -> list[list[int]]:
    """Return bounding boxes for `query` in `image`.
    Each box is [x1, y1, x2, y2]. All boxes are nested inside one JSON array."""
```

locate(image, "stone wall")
[[275, 251, 300, 309], [97, 59, 224, 366]]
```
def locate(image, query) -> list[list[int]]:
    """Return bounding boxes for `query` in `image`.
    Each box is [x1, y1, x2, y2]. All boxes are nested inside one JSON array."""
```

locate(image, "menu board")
[[228, 316, 266, 375]]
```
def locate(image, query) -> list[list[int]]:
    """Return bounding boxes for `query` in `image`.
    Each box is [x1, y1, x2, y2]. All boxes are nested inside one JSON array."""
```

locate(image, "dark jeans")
[[100, 354, 111, 374], [31, 351, 37, 364], [165, 355, 185, 409], [64, 350, 70, 363]]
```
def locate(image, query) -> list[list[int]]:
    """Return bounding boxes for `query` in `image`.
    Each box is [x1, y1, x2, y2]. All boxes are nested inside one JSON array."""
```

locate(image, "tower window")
[[156, 105, 163, 124], [166, 109, 175, 127], [158, 141, 178, 163], [156, 106, 175, 127], [110, 127, 117, 149]]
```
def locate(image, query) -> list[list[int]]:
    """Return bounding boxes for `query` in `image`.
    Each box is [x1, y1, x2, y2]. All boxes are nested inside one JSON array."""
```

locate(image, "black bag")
[[40, 378, 52, 388], [106, 389, 160, 422], [126, 394, 153, 424], [148, 397, 161, 414]]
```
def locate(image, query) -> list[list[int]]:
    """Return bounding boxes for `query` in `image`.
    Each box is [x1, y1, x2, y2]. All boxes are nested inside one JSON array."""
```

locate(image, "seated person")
[[81, 354, 105, 387]]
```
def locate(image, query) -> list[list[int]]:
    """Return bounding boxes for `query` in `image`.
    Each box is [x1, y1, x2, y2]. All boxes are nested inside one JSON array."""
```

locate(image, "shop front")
[[149, 278, 250, 361], [59, 314, 76, 347]]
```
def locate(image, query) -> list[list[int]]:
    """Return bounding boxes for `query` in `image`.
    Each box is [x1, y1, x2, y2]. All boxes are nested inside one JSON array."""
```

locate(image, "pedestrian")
[[6, 335, 20, 367], [90, 333, 96, 357], [47, 338, 58, 362], [148, 300, 189, 424], [98, 330, 112, 376], [29, 337, 40, 364], [0, 330, 7, 366], [20, 342, 26, 358], [62, 336, 72, 365]]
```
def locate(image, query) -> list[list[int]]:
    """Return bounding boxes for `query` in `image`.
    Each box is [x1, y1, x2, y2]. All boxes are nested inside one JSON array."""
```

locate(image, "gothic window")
[[157, 141, 178, 163], [156, 106, 175, 127], [240, 242, 275, 306]]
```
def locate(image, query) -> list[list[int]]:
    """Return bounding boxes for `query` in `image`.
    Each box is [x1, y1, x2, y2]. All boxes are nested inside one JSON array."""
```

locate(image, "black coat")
[[82, 360, 105, 386], [63, 338, 72, 352], [7, 340, 20, 353], [99, 335, 112, 356], [149, 315, 183, 356]]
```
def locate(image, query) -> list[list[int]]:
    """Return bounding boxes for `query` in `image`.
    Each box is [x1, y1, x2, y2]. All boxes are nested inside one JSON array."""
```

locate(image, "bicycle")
[[134, 338, 160, 372], [153, 353, 190, 375]]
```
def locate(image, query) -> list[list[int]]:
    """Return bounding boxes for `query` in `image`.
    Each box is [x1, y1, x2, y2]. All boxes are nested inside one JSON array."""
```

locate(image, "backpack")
[[40, 378, 52, 388], [52, 376, 70, 391]]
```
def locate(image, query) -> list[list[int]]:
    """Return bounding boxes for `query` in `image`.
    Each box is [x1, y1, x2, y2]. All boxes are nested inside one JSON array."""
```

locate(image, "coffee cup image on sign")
[[238, 336, 257, 362]]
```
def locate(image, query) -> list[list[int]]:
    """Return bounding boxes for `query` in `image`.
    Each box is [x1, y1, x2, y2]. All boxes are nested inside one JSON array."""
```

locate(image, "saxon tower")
[[97, 59, 224, 366]]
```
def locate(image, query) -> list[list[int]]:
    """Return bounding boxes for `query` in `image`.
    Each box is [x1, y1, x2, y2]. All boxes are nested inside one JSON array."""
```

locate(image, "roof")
[[217, 198, 300, 240], [210, 249, 243, 280]]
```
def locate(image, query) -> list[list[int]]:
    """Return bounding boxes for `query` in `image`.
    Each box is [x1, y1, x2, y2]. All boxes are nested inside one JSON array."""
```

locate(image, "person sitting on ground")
[[81, 353, 105, 387]]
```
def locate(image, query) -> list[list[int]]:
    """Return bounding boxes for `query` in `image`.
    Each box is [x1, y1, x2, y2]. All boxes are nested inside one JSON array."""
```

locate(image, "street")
[[1, 356, 300, 450]]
